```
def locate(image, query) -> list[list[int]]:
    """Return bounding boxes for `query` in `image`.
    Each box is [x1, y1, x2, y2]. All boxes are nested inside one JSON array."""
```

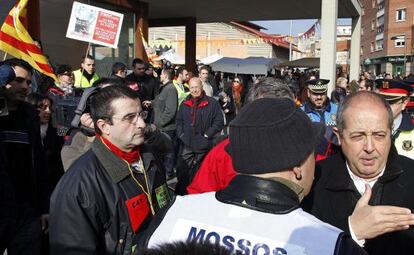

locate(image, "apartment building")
[[360, 0, 414, 76]]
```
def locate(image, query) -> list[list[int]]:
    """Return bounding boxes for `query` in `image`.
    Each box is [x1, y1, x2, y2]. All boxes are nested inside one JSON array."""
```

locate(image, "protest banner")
[[66, 1, 123, 48]]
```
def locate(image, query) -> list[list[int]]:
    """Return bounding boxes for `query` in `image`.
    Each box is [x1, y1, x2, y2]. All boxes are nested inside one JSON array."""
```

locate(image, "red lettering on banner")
[[92, 11, 120, 45], [125, 193, 150, 232]]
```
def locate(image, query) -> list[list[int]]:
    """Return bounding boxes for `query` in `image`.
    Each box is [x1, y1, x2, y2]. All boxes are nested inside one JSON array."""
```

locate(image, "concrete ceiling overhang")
[[143, 0, 361, 23]]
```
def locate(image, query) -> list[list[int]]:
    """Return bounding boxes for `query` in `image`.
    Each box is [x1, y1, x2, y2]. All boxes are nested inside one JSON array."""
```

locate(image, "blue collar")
[[304, 98, 331, 113]]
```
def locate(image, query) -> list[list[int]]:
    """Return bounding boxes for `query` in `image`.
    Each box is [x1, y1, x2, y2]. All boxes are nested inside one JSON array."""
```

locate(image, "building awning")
[[145, 0, 360, 22], [210, 57, 279, 75]]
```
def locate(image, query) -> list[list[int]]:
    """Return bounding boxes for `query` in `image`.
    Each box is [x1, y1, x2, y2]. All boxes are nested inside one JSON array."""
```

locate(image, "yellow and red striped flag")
[[0, 0, 57, 80]]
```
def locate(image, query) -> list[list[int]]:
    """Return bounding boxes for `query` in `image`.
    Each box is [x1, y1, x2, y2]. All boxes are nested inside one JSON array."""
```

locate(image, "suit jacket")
[[303, 146, 414, 255]]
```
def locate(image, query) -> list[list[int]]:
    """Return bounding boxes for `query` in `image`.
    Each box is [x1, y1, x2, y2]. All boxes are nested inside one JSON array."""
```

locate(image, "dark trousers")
[[0, 206, 42, 255], [164, 130, 177, 177], [175, 145, 206, 195]]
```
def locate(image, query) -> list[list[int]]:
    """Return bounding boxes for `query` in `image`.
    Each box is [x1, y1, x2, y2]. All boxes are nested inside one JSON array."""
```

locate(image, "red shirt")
[[187, 138, 237, 194]]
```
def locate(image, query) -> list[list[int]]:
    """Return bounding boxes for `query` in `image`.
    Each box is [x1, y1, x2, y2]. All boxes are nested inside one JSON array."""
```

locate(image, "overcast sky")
[[252, 18, 352, 36]]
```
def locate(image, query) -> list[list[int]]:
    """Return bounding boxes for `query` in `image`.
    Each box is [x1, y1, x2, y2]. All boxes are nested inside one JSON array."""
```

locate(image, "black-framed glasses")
[[112, 111, 148, 124]]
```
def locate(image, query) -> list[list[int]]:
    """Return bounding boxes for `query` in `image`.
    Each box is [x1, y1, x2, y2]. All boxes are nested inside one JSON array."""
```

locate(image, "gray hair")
[[336, 91, 393, 135], [246, 77, 294, 103]]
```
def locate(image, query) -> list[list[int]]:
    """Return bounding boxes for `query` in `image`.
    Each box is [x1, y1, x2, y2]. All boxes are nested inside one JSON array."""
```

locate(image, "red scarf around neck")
[[97, 134, 141, 164]]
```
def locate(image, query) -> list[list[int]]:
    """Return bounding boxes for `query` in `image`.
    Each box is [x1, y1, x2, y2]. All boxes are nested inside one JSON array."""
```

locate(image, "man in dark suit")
[[304, 91, 414, 255]]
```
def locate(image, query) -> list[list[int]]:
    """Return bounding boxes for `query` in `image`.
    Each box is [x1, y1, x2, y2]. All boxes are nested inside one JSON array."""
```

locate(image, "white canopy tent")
[[159, 49, 185, 65], [210, 57, 279, 75], [199, 54, 223, 65]]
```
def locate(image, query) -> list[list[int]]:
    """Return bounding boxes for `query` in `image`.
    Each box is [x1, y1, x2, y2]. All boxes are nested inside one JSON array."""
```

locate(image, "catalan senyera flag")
[[0, 0, 57, 81]]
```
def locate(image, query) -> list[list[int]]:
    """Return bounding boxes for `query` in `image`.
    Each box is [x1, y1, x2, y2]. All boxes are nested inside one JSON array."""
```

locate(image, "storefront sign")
[[363, 55, 413, 65]]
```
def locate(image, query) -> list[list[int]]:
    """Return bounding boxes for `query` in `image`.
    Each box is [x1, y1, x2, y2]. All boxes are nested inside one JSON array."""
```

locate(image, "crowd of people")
[[0, 55, 414, 255]]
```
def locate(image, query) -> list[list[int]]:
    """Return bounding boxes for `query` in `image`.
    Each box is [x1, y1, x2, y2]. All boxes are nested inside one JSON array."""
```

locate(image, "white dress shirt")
[[346, 162, 385, 246]]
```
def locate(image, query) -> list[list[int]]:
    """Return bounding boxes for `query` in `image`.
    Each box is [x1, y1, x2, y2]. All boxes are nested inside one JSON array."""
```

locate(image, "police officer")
[[138, 98, 366, 255], [301, 79, 339, 160], [377, 79, 414, 159]]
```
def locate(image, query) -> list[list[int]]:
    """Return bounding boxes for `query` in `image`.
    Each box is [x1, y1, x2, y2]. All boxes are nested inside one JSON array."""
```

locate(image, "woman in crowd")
[[27, 93, 64, 191]]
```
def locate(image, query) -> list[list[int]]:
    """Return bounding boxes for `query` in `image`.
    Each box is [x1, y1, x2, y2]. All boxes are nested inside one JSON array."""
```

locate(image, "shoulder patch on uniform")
[[402, 140, 413, 151]]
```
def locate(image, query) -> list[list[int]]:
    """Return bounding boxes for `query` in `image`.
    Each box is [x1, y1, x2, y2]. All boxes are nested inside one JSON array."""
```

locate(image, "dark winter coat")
[[176, 93, 224, 153], [50, 132, 173, 255], [0, 102, 49, 215], [303, 146, 414, 255]]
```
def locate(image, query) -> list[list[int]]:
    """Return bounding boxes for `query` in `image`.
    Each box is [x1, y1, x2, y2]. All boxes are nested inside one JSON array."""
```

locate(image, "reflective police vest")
[[73, 69, 99, 88], [301, 100, 338, 127], [393, 113, 414, 160], [148, 192, 342, 255], [301, 100, 339, 151], [173, 80, 190, 106]]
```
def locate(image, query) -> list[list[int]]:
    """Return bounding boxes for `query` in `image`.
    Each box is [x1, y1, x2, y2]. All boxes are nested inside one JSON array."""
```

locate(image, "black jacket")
[[42, 123, 64, 193], [138, 175, 366, 255], [303, 146, 414, 255], [50, 132, 173, 255], [0, 102, 49, 215], [176, 93, 224, 152], [126, 73, 157, 101]]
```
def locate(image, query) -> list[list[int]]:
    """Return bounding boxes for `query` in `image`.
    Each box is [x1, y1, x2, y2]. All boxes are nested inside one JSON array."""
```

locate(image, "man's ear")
[[333, 127, 341, 145], [96, 119, 110, 136], [292, 166, 303, 181]]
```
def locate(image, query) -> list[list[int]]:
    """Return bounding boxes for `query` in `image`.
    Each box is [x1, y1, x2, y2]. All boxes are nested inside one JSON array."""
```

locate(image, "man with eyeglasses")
[[0, 58, 49, 255], [377, 79, 414, 159], [301, 79, 339, 160], [50, 85, 172, 254]]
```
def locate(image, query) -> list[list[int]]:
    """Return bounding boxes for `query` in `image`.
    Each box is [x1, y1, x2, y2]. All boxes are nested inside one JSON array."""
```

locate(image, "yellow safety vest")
[[73, 69, 99, 88], [173, 80, 190, 106]]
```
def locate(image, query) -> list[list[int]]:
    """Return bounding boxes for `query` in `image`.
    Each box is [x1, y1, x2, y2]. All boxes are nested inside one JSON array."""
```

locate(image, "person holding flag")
[[0, 0, 57, 83]]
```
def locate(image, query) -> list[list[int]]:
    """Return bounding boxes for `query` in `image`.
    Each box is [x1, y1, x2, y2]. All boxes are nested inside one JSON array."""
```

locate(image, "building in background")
[[296, 23, 352, 73], [360, 0, 413, 76], [149, 22, 299, 64]]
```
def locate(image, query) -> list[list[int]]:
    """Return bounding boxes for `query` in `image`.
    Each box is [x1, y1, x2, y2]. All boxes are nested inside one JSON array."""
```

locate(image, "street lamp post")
[[391, 34, 407, 76]]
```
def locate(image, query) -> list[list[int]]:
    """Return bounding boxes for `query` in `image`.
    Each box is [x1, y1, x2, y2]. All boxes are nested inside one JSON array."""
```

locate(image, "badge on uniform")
[[155, 184, 170, 208], [330, 114, 336, 121], [402, 140, 413, 151]]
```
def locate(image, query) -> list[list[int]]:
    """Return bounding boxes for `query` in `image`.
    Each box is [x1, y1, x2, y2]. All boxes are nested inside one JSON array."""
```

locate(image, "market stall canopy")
[[210, 57, 279, 75], [199, 54, 224, 65], [279, 57, 320, 68]]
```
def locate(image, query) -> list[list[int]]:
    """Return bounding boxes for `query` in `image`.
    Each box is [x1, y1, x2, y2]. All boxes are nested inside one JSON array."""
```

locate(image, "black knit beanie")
[[227, 98, 321, 174]]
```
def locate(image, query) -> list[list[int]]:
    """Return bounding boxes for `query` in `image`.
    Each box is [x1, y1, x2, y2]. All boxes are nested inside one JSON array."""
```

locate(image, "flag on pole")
[[0, 0, 57, 80]]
